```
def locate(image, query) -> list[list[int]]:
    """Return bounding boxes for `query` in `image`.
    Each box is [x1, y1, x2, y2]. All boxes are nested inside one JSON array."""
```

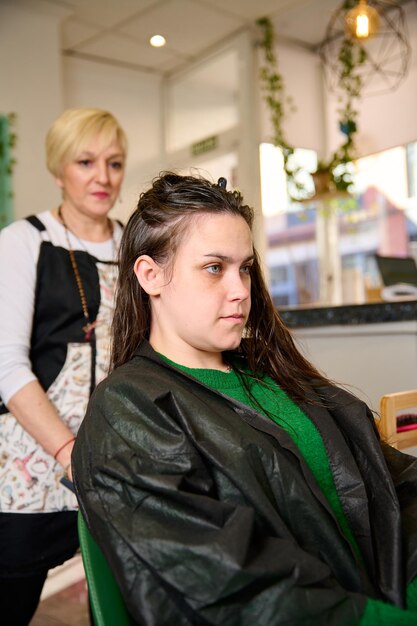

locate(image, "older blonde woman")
[[0, 107, 127, 625]]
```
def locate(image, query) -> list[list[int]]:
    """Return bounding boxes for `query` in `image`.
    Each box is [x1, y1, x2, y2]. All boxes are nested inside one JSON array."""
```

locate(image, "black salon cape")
[[73, 340, 417, 626]]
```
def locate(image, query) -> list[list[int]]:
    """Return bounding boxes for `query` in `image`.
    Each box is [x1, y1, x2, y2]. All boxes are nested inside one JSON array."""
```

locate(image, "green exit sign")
[[191, 135, 218, 157]]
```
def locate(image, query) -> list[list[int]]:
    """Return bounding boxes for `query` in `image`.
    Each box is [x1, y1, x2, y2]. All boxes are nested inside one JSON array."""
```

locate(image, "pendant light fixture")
[[345, 0, 381, 39], [319, 0, 411, 95]]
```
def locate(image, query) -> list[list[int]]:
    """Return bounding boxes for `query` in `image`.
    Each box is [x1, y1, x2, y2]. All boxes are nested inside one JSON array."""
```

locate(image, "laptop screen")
[[375, 254, 417, 287]]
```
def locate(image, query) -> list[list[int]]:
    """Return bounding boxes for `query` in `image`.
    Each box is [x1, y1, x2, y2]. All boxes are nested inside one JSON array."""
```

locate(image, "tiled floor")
[[31, 578, 90, 626], [30, 555, 90, 626]]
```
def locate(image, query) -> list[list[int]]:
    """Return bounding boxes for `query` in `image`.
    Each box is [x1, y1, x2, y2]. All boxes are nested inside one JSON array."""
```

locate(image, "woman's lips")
[[92, 192, 109, 199], [222, 314, 245, 321]]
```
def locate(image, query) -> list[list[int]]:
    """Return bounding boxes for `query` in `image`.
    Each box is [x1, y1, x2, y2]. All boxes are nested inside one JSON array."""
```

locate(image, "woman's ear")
[[134, 255, 164, 296], [54, 175, 64, 190]]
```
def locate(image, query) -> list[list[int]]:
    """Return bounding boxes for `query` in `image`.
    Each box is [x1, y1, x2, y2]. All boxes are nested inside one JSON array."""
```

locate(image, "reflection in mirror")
[[260, 140, 417, 308]]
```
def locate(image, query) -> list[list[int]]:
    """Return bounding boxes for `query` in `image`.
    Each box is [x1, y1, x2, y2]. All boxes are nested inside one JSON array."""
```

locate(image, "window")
[[407, 141, 417, 198], [260, 141, 417, 306]]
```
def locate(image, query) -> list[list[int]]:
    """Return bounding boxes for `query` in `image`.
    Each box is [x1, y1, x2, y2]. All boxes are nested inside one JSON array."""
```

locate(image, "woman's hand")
[[7, 379, 76, 473]]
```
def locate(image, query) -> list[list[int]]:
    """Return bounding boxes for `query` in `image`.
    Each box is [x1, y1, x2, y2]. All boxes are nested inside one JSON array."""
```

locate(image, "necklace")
[[58, 206, 116, 342]]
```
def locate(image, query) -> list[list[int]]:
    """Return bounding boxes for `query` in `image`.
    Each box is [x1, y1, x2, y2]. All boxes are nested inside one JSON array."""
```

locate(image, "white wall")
[[294, 321, 417, 413], [0, 1, 163, 224], [325, 2, 417, 160], [63, 57, 163, 223], [166, 48, 239, 153], [258, 43, 326, 155], [0, 1, 65, 219]]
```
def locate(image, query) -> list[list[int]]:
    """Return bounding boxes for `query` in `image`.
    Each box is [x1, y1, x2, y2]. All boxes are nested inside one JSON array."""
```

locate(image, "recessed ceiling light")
[[150, 35, 166, 48]]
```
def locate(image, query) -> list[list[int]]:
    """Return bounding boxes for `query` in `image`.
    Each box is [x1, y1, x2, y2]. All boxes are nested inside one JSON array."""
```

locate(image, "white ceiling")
[[20, 0, 413, 76], [35, 0, 358, 75]]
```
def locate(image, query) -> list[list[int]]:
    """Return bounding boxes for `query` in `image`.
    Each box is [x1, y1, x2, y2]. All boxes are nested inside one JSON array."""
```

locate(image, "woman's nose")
[[228, 273, 250, 301], [96, 161, 109, 184]]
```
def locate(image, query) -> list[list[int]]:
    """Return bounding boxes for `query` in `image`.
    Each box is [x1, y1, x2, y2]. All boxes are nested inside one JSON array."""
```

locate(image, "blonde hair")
[[45, 108, 128, 177]]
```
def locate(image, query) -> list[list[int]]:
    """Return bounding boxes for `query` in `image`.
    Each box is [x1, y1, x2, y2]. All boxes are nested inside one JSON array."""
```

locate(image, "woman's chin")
[[221, 337, 243, 352]]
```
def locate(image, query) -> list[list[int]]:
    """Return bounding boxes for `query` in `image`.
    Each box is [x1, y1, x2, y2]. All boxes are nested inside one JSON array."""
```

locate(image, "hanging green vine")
[[257, 17, 307, 201], [0, 112, 17, 228], [327, 36, 367, 191], [257, 15, 366, 198], [0, 113, 17, 172]]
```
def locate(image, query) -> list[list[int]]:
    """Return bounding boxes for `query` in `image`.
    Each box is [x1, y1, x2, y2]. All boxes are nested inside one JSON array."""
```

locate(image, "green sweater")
[[163, 357, 417, 625]]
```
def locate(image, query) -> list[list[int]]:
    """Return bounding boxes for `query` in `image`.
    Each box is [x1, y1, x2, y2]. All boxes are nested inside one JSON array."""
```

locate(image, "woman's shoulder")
[[92, 350, 217, 417], [1, 211, 53, 237], [114, 353, 178, 385], [91, 356, 168, 402], [309, 382, 375, 433], [85, 356, 200, 444], [0, 213, 51, 259], [315, 381, 370, 409]]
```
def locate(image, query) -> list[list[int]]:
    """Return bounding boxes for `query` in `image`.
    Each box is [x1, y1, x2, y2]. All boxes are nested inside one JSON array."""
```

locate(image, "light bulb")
[[150, 35, 166, 48], [345, 0, 380, 40], [356, 14, 369, 38]]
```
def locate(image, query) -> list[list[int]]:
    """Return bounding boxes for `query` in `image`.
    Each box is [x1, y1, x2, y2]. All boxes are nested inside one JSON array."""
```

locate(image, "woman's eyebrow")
[[203, 253, 255, 262]]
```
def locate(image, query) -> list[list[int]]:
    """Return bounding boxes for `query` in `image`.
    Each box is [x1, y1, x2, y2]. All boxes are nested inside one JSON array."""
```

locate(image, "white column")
[[315, 202, 343, 304], [235, 31, 268, 280], [0, 0, 68, 219]]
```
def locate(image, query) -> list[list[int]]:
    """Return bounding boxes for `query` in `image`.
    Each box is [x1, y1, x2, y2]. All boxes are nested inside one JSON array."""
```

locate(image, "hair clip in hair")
[[217, 177, 227, 189]]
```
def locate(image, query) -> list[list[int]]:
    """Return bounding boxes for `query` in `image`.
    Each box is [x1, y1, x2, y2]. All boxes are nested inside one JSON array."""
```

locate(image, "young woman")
[[73, 172, 417, 625], [0, 107, 127, 625]]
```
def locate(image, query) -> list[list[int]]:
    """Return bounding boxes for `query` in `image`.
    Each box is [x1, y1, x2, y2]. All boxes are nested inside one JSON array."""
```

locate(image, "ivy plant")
[[257, 15, 366, 198], [328, 35, 367, 192], [0, 112, 17, 228], [257, 17, 307, 201]]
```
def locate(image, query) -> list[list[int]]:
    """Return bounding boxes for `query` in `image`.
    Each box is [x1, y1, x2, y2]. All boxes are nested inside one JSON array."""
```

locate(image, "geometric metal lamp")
[[319, 0, 411, 95]]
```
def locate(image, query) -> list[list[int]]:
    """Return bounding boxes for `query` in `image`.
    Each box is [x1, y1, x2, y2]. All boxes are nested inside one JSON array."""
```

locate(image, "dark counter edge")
[[278, 299, 417, 329]]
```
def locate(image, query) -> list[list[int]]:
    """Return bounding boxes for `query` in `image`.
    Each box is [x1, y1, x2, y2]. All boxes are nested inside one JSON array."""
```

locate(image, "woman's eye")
[[110, 161, 123, 170], [206, 264, 221, 274], [241, 264, 252, 274], [78, 159, 92, 167]]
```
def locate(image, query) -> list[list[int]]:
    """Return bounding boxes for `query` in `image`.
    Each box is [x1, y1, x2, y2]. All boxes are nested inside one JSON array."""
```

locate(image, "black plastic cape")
[[73, 340, 417, 625]]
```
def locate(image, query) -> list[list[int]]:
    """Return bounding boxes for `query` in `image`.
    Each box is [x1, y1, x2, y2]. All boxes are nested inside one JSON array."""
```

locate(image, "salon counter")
[[279, 300, 417, 412]]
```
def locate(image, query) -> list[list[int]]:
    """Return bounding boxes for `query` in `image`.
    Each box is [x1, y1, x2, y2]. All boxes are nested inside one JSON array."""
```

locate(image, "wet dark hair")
[[112, 171, 330, 402]]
